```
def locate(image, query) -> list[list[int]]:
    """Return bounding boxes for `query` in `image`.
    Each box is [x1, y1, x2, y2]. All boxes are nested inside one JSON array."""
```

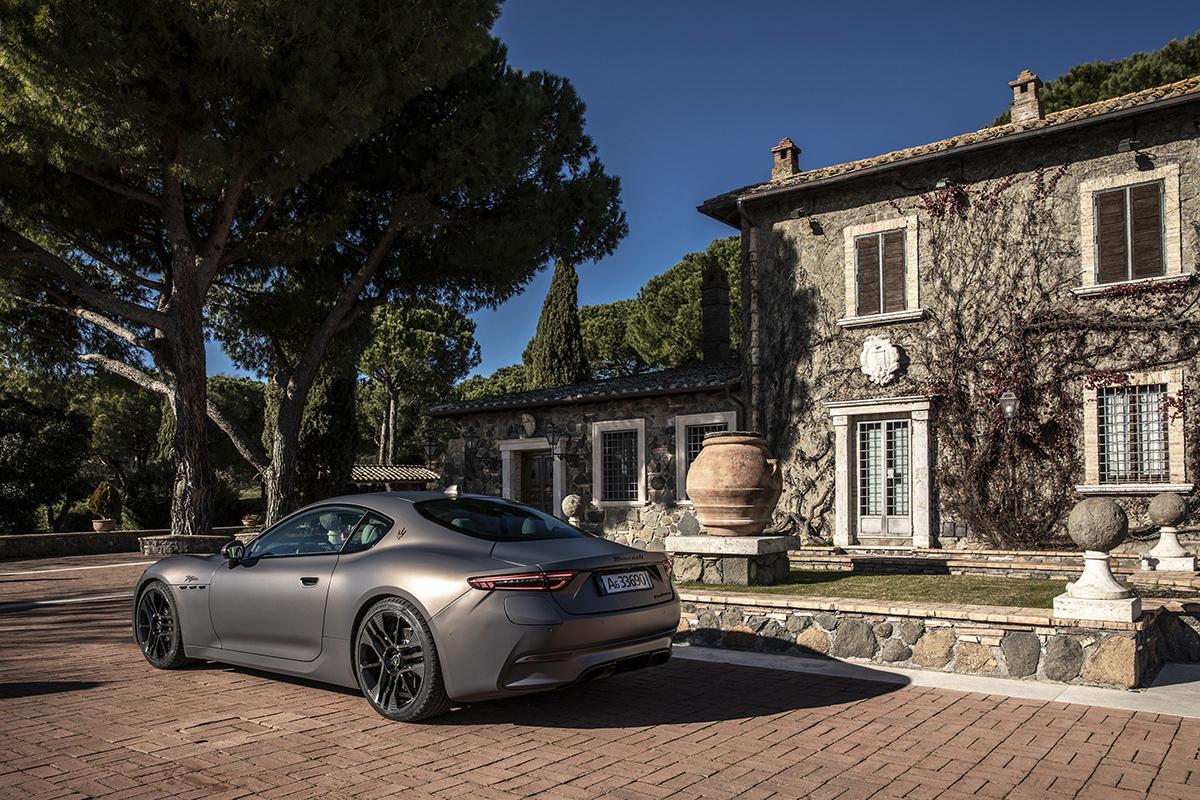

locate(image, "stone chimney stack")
[[1008, 70, 1044, 123], [771, 137, 800, 181], [700, 255, 731, 363]]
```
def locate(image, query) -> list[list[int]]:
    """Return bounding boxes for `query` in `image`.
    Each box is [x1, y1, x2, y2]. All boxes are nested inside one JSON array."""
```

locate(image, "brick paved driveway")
[[0, 556, 1197, 799]]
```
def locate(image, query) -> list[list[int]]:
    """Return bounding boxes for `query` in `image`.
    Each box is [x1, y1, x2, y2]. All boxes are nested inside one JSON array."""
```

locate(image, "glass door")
[[856, 420, 911, 536]]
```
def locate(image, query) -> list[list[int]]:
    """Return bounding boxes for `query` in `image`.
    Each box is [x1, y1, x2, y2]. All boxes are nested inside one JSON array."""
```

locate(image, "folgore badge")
[[859, 335, 900, 386]]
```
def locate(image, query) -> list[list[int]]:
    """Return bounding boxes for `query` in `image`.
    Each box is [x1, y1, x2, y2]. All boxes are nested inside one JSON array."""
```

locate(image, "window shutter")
[[881, 230, 907, 313], [855, 235, 881, 316], [1129, 182, 1165, 279], [1095, 189, 1129, 284]]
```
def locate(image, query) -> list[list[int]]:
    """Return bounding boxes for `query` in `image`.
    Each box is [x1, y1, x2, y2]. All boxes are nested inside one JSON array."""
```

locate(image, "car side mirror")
[[221, 540, 245, 563]]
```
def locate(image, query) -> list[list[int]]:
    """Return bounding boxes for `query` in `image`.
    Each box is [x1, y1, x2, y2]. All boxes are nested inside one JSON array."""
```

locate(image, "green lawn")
[[678, 570, 1068, 609]]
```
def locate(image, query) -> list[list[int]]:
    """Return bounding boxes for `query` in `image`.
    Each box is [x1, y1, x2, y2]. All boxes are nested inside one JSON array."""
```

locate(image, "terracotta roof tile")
[[701, 74, 1200, 214]]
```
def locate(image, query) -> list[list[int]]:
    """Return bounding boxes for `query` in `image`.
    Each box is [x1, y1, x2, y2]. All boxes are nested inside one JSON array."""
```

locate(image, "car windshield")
[[415, 497, 587, 541]]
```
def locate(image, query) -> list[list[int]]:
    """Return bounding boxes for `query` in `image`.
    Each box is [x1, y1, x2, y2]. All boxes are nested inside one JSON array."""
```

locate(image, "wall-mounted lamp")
[[1116, 137, 1140, 153], [422, 438, 440, 464], [998, 390, 1019, 431], [544, 421, 561, 447], [935, 178, 952, 189], [808, 218, 824, 235]]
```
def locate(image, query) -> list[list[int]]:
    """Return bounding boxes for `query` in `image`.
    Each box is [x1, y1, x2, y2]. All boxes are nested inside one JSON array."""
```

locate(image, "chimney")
[[700, 255, 731, 363], [771, 137, 800, 181], [1008, 70, 1044, 123]]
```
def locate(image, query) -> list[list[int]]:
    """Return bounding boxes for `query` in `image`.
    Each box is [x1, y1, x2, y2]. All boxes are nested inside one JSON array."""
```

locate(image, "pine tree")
[[524, 261, 590, 388]]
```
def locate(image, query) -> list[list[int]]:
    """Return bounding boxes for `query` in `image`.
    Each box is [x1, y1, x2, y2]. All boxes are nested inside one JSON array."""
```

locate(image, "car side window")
[[340, 512, 393, 555], [247, 506, 367, 558]]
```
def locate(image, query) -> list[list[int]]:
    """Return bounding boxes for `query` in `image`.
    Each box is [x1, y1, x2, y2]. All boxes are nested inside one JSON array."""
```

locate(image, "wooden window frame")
[[1092, 180, 1165, 284], [1077, 163, 1185, 294], [838, 215, 923, 328]]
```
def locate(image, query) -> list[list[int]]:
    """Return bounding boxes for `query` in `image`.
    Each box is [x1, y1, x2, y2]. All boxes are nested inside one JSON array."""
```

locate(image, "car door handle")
[[300, 577, 320, 587]]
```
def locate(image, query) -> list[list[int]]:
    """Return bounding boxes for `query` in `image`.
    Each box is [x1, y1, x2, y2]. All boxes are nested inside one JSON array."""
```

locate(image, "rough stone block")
[[831, 619, 877, 659], [1082, 636, 1138, 688], [911, 630, 956, 668], [1000, 631, 1041, 678], [954, 642, 998, 675], [874, 622, 893, 639], [1043, 636, 1084, 682], [898, 620, 925, 645], [814, 613, 839, 631], [795, 625, 830, 655], [880, 639, 912, 663]]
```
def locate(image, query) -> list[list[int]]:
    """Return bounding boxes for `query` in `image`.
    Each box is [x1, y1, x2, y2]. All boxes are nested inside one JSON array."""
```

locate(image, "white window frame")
[[591, 418, 647, 507], [1075, 163, 1186, 295], [674, 410, 738, 503], [837, 215, 924, 328], [1078, 369, 1190, 495]]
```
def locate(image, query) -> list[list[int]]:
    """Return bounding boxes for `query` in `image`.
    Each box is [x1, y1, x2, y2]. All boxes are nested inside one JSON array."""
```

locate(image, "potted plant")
[[241, 512, 264, 529], [87, 481, 123, 532]]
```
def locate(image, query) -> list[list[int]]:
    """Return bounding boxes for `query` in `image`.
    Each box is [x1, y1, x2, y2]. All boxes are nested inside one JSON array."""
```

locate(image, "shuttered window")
[[1094, 182, 1165, 284], [855, 230, 906, 316]]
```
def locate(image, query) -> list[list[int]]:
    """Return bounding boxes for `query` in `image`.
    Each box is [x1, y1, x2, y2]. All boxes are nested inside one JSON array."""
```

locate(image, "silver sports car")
[[133, 491, 679, 721]]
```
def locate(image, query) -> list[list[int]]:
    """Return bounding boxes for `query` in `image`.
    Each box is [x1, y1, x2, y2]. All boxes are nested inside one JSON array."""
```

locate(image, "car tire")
[[354, 597, 452, 722], [133, 580, 193, 669]]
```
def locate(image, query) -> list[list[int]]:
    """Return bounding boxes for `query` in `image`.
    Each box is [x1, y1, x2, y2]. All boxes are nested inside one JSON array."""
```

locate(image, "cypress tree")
[[525, 261, 591, 388]]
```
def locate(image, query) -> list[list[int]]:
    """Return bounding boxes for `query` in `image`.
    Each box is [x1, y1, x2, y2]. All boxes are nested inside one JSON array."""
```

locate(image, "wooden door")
[[520, 450, 554, 513]]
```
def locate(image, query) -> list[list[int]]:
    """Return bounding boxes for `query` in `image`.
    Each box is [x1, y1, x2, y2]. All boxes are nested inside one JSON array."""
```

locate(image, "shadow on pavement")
[[0, 680, 103, 699], [432, 654, 907, 728]]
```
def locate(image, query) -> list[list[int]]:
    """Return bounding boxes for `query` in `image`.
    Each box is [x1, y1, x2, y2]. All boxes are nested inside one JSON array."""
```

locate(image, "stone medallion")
[[519, 412, 536, 438], [859, 335, 900, 386]]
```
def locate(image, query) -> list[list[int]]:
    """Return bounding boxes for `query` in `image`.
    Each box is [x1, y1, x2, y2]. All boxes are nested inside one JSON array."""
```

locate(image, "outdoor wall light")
[[422, 438, 440, 463], [935, 177, 952, 189], [544, 421, 561, 447], [462, 426, 482, 453], [1116, 137, 1140, 153], [998, 390, 1019, 429]]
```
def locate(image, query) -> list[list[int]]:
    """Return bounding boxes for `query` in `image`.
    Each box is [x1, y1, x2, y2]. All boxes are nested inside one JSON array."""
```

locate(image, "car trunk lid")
[[489, 538, 674, 615]]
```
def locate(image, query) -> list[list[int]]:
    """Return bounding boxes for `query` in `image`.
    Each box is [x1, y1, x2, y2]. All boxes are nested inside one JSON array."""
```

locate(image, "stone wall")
[[0, 527, 248, 561], [677, 591, 1200, 689], [745, 104, 1200, 545], [438, 390, 742, 544]]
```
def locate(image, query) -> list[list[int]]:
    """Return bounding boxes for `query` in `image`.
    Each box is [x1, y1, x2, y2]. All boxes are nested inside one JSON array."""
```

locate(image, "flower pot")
[[92, 518, 118, 533], [685, 431, 782, 536]]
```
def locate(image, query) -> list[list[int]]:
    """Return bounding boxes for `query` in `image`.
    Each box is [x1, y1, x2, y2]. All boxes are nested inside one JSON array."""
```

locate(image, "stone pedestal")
[[664, 534, 799, 585], [1147, 492, 1195, 572], [1053, 550, 1141, 622]]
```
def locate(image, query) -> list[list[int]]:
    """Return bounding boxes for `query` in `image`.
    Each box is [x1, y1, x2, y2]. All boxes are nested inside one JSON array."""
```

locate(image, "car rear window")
[[415, 497, 587, 541]]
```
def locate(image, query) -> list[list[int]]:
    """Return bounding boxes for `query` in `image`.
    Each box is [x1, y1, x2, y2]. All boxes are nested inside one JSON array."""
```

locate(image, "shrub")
[[86, 480, 123, 520]]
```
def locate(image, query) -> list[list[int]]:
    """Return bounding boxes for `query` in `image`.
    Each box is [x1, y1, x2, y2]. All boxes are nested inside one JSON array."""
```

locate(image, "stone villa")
[[438, 71, 1200, 549]]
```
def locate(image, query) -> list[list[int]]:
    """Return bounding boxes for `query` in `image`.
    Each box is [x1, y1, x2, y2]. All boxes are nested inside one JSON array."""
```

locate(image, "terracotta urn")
[[92, 518, 117, 533], [685, 431, 782, 536]]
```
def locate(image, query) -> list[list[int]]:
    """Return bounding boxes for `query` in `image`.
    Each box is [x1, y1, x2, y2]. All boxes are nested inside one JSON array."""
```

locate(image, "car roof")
[[305, 490, 509, 517]]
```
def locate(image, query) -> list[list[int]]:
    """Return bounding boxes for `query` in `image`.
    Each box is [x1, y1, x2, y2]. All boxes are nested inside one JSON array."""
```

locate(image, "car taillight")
[[467, 571, 578, 591]]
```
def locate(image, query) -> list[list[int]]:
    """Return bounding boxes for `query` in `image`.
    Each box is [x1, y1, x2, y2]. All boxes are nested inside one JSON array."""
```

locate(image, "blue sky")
[[205, 1, 1199, 379]]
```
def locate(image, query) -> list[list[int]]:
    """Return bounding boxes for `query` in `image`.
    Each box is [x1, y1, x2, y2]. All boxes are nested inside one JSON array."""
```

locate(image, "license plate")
[[596, 570, 652, 595]]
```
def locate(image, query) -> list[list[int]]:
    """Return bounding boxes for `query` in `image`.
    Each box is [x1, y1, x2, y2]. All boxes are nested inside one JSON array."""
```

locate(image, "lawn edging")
[[676, 589, 1200, 690]]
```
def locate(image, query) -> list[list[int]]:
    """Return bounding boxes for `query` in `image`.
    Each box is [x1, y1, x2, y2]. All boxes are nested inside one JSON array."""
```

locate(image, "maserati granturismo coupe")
[[132, 491, 679, 721]]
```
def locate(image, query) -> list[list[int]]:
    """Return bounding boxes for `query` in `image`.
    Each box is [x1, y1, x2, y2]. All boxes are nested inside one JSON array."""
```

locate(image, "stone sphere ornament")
[[1148, 492, 1188, 528], [1066, 497, 1129, 553], [1148, 492, 1195, 569], [561, 494, 584, 525]]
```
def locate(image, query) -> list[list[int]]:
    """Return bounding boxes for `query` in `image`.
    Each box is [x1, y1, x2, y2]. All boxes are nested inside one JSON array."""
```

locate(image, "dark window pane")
[[601, 429, 639, 502]]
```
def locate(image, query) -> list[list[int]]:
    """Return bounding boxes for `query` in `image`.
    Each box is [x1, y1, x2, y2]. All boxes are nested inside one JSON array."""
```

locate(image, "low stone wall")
[[138, 534, 236, 556], [0, 527, 248, 561], [789, 547, 1200, 591], [676, 591, 1200, 689]]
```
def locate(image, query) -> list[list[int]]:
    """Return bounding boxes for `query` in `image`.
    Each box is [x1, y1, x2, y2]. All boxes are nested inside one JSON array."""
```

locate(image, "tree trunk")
[[263, 395, 304, 525], [384, 390, 397, 464], [162, 303, 214, 536]]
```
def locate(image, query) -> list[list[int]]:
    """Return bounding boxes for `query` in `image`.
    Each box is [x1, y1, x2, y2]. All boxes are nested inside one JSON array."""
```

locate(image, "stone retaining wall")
[[0, 527, 247, 561], [677, 591, 1200, 689]]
